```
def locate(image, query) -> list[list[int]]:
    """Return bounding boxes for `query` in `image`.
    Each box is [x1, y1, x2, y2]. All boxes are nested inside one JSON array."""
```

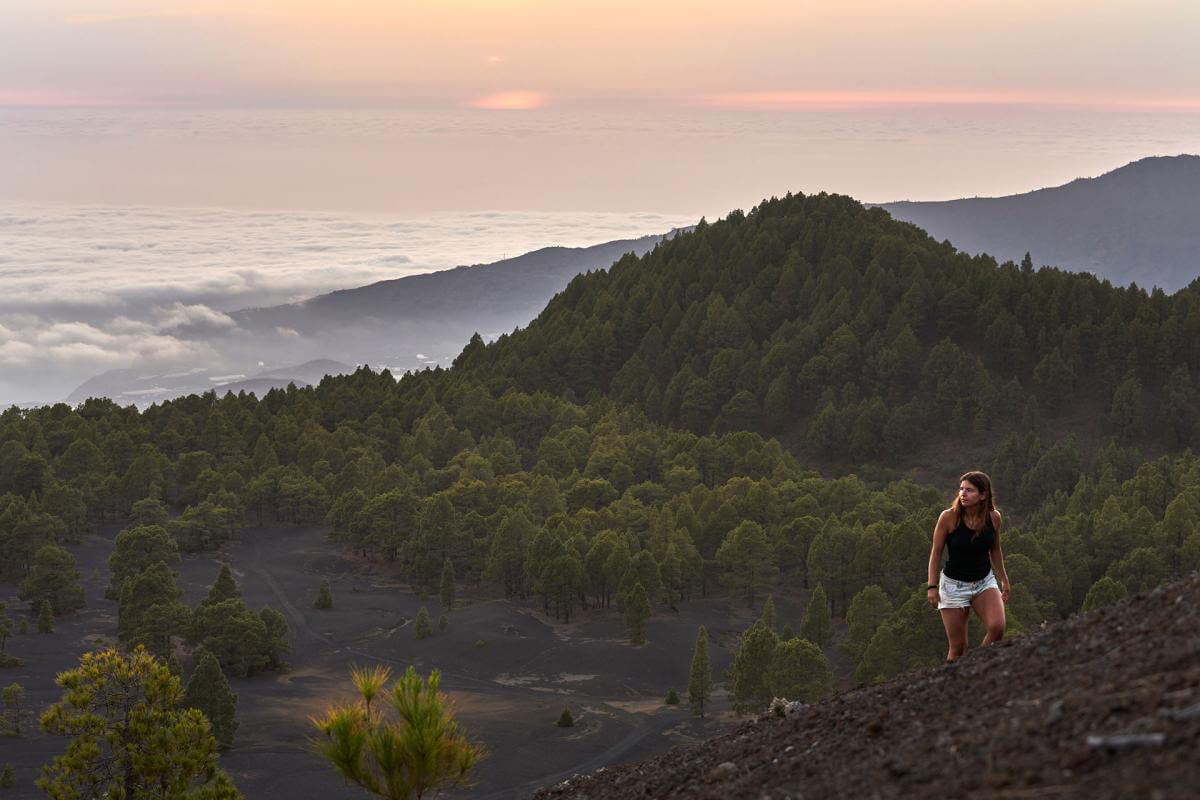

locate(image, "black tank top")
[[943, 514, 995, 582]]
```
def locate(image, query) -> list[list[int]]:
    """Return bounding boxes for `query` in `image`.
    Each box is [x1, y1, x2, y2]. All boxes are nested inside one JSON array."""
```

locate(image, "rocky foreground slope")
[[536, 574, 1200, 799]]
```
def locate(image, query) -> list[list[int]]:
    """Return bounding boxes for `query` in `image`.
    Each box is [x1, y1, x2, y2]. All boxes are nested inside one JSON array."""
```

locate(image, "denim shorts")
[[938, 571, 999, 609]]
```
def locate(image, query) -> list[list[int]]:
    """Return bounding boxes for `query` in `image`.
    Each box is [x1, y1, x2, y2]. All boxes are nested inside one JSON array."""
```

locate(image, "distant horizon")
[[3, 103, 1199, 406], [6, 1, 1199, 111], [5, 105, 1198, 215]]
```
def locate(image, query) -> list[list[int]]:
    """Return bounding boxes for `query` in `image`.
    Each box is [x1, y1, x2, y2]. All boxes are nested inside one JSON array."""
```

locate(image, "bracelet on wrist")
[[924, 583, 938, 592]]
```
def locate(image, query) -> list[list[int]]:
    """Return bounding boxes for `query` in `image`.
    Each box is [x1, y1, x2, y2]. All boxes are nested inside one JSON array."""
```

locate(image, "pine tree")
[[687, 625, 712, 718], [204, 564, 241, 607], [715, 521, 778, 607], [438, 614, 449, 632], [0, 603, 11, 651], [314, 578, 333, 609], [623, 582, 650, 645], [259, 608, 290, 670], [0, 764, 12, 788], [767, 638, 834, 702], [759, 594, 777, 633], [2, 682, 24, 736], [440, 558, 456, 611], [18, 544, 85, 615], [38, 646, 242, 799], [664, 689, 680, 705], [1081, 576, 1128, 612], [729, 620, 778, 714], [107, 524, 179, 600], [841, 585, 893, 666], [556, 708, 575, 727], [183, 651, 239, 749], [799, 583, 832, 647], [37, 600, 53, 634], [117, 561, 184, 648], [414, 606, 432, 639], [312, 666, 485, 798]]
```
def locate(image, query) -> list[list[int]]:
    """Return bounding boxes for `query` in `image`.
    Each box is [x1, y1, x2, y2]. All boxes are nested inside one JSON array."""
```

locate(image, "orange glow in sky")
[[469, 91, 546, 110], [2, 1, 1198, 108], [700, 90, 1200, 112]]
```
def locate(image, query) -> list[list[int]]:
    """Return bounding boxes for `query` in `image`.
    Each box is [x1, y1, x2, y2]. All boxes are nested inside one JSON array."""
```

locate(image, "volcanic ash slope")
[[536, 573, 1200, 800]]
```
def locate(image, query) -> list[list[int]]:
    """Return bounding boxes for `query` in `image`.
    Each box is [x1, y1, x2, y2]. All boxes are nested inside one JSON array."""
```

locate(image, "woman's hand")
[[926, 587, 939, 608], [1000, 582, 1010, 603]]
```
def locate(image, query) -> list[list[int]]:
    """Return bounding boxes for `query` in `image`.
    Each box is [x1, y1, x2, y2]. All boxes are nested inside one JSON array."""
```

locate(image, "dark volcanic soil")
[[535, 573, 1200, 800], [0, 524, 768, 799]]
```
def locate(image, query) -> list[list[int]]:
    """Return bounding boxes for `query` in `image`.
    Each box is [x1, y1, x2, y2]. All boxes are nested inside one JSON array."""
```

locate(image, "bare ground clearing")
[[0, 523, 796, 799]]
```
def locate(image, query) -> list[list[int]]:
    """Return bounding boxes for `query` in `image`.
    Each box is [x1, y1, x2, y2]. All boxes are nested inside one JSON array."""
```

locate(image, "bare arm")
[[926, 510, 953, 607], [990, 510, 1010, 603]]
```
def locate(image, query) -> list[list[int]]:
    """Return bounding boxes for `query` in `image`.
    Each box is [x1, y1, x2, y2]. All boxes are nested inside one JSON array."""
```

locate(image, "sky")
[[4, 0, 1200, 110], [3, 1, 1200, 405]]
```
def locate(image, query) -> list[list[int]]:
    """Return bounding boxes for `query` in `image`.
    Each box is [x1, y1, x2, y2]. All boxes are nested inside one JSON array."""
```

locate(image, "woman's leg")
[[971, 588, 1006, 644], [940, 607, 969, 660]]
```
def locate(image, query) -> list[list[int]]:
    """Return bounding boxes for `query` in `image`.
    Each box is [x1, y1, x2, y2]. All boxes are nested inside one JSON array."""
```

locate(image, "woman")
[[926, 471, 1010, 661]]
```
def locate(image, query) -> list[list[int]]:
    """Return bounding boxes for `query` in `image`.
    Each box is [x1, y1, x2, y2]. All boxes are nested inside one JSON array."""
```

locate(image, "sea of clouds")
[[0, 205, 695, 404]]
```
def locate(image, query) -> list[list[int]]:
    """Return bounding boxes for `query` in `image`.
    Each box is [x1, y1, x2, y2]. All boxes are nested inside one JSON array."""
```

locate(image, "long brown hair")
[[951, 470, 996, 538]]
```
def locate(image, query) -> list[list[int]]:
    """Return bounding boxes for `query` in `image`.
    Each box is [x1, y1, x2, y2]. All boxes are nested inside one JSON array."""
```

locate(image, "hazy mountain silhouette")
[[881, 154, 1200, 292], [230, 231, 676, 336], [67, 232, 679, 404], [65, 359, 348, 405]]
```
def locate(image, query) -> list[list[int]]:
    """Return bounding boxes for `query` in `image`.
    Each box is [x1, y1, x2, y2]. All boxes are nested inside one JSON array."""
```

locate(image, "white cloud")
[[0, 200, 693, 403], [154, 302, 236, 331], [0, 339, 37, 365]]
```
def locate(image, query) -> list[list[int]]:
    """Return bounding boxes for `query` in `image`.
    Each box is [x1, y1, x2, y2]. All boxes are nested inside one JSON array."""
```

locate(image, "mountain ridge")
[[880, 154, 1200, 291], [455, 190, 1200, 482]]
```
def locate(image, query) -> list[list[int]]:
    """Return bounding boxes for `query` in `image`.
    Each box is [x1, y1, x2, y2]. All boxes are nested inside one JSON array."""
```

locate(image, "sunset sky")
[[4, 0, 1199, 109]]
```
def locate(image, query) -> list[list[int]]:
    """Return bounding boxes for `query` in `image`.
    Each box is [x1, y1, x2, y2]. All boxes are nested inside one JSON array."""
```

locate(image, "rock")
[[1160, 704, 1200, 721], [708, 762, 738, 782], [1086, 733, 1166, 750]]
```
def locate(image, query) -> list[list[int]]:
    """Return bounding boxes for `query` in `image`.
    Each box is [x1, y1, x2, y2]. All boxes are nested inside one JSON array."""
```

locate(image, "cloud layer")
[[0, 204, 694, 403]]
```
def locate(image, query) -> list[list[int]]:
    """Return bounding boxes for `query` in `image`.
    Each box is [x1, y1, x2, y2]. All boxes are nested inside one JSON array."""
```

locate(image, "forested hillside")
[[454, 193, 1200, 478], [3, 362, 1198, 689], [2, 192, 1199, 794]]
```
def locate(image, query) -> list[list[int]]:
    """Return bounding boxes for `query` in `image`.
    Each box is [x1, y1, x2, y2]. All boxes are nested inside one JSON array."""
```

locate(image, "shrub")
[[414, 607, 432, 639], [314, 578, 333, 610], [556, 708, 574, 727], [664, 689, 680, 705]]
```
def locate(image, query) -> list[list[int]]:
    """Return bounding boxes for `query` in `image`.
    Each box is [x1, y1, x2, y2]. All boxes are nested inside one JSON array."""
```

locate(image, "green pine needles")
[[38, 646, 241, 798], [688, 625, 712, 717], [311, 665, 486, 799], [184, 651, 239, 749]]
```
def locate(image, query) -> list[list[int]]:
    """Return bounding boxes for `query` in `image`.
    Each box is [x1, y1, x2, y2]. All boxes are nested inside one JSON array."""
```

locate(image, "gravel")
[[534, 573, 1200, 799]]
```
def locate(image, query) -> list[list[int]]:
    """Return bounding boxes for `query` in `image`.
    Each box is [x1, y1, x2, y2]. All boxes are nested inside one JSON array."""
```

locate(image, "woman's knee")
[[986, 620, 1005, 640]]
